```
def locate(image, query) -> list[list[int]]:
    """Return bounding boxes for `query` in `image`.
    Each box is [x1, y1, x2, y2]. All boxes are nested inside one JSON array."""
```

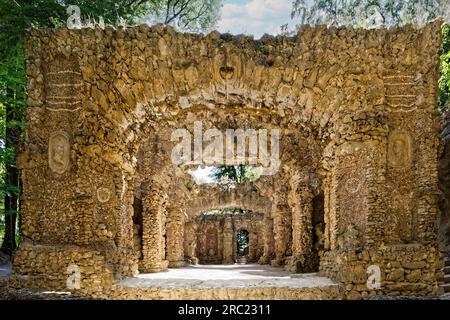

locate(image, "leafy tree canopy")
[[143, 0, 222, 33], [210, 165, 259, 184], [291, 0, 449, 29]]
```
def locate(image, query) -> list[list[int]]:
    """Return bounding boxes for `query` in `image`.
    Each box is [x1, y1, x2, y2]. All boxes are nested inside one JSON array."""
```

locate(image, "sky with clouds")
[[216, 0, 296, 39]]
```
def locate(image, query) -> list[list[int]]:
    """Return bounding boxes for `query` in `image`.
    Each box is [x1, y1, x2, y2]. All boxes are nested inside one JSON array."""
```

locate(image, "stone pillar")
[[184, 221, 198, 264], [166, 207, 185, 268], [248, 230, 258, 262], [141, 185, 168, 273], [271, 204, 290, 267], [218, 222, 224, 262], [286, 189, 314, 272], [222, 217, 234, 264], [259, 215, 273, 264]]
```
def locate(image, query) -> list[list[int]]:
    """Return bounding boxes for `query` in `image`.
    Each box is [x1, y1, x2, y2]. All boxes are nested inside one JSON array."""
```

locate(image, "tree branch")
[[166, 0, 191, 25], [182, 2, 208, 29]]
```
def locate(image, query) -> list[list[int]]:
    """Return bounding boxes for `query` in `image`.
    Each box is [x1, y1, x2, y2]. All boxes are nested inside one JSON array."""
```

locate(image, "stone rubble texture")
[[7, 21, 447, 299]]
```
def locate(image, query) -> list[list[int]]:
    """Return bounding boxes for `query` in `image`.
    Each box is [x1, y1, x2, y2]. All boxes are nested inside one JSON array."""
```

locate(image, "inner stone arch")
[[192, 208, 264, 265], [127, 104, 327, 274]]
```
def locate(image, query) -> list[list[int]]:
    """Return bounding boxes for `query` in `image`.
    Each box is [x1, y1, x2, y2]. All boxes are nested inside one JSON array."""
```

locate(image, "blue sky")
[[216, 0, 296, 38]]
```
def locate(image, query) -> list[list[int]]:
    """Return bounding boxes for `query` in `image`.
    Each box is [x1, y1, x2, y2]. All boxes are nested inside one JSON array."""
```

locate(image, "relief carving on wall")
[[48, 131, 70, 174], [206, 227, 218, 256], [97, 187, 112, 203], [44, 55, 82, 112], [345, 177, 362, 194], [388, 131, 412, 169], [390, 191, 414, 243], [383, 73, 422, 112], [336, 146, 370, 246]]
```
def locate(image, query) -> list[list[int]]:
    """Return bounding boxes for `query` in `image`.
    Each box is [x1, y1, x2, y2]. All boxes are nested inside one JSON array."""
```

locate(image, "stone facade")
[[10, 21, 445, 299]]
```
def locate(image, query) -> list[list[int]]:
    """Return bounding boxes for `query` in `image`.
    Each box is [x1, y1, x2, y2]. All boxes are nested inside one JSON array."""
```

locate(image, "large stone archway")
[[12, 21, 444, 299]]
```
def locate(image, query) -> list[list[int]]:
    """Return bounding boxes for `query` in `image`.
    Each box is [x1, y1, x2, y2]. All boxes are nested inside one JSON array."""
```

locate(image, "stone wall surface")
[[10, 20, 445, 299]]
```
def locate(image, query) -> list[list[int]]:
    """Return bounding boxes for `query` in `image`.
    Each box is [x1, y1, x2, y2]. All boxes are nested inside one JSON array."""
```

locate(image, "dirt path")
[[0, 252, 11, 279]]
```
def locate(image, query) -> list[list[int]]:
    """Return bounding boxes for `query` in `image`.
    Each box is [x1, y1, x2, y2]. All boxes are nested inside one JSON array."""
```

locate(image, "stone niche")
[[12, 20, 444, 299]]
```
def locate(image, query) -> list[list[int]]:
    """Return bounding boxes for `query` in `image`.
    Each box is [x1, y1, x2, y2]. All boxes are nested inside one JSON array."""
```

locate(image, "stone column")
[[218, 222, 224, 262], [184, 221, 198, 264], [249, 230, 258, 262], [270, 197, 290, 267], [286, 189, 314, 272], [270, 206, 287, 267], [141, 185, 168, 273], [222, 217, 234, 264], [259, 215, 273, 264], [166, 207, 185, 268]]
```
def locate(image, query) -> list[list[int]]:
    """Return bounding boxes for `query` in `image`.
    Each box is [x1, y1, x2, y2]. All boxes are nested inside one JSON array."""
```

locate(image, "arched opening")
[[193, 208, 264, 265], [132, 112, 325, 274], [236, 229, 249, 264]]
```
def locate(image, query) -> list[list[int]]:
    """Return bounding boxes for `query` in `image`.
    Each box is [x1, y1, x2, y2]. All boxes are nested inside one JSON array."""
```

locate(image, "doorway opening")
[[236, 229, 249, 264]]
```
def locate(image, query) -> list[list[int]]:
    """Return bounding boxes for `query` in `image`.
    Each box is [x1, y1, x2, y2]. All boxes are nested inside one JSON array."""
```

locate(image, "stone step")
[[445, 258, 450, 267], [443, 283, 450, 293], [236, 256, 248, 265], [444, 266, 450, 275], [445, 274, 450, 284]]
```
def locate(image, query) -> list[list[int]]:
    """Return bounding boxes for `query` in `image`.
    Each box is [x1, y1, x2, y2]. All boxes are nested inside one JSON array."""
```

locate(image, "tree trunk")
[[1, 152, 19, 256], [1, 87, 20, 255]]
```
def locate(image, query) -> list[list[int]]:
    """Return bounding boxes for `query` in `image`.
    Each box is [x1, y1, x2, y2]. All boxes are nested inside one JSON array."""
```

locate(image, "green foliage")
[[185, 181, 193, 191], [0, 0, 153, 57], [204, 208, 252, 215], [63, 0, 150, 25], [258, 43, 269, 54], [210, 165, 258, 184], [440, 23, 450, 113], [145, 0, 222, 33], [0, 199, 3, 241], [236, 229, 249, 256]]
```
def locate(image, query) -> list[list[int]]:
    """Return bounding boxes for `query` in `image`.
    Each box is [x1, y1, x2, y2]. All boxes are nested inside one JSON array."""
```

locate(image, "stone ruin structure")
[[7, 20, 448, 299], [194, 210, 264, 265]]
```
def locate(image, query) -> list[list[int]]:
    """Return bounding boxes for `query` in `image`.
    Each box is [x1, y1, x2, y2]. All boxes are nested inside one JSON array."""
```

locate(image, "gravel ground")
[[0, 252, 9, 265], [0, 286, 449, 300], [0, 287, 93, 300], [364, 294, 450, 300]]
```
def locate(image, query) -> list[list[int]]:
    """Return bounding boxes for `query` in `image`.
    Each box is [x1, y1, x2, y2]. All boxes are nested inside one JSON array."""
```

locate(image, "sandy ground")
[[117, 264, 339, 289]]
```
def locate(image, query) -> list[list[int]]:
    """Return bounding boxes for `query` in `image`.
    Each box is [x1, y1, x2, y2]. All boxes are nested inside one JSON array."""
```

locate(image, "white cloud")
[[217, 0, 295, 38]]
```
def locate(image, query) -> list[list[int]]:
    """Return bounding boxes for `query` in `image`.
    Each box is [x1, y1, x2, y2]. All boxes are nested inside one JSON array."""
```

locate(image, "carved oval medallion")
[[48, 131, 70, 174], [97, 187, 111, 203], [388, 131, 412, 168], [345, 177, 362, 194]]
